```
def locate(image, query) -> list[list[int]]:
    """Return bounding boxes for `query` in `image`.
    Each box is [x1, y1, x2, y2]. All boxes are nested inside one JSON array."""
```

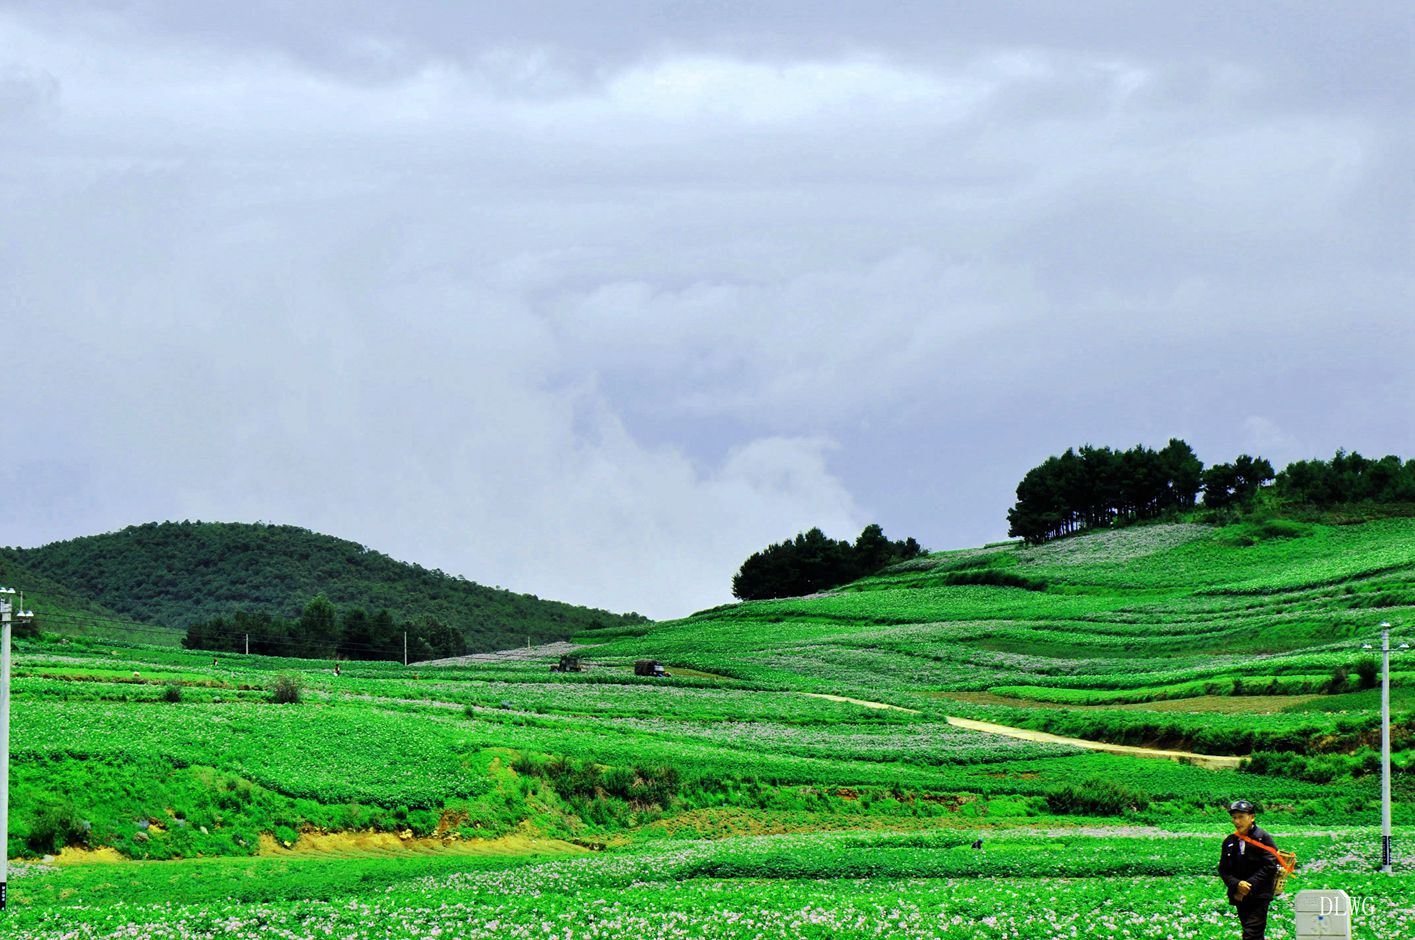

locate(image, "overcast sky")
[[2, 2, 1412, 619]]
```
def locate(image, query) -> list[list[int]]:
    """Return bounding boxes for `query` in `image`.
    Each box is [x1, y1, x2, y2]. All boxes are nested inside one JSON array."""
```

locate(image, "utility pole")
[[403, 631, 408, 667], [1, 585, 32, 912], [245, 634, 249, 656], [0, 586, 11, 912], [1381, 622, 1392, 873], [1364, 621, 1409, 874]]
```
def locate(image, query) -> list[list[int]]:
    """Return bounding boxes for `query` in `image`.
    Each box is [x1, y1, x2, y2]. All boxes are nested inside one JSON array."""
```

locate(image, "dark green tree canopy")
[[183, 597, 466, 662], [1275, 451, 1415, 506], [732, 525, 924, 601], [1007, 439, 1205, 545], [1008, 442, 1414, 545], [1201, 455, 1275, 510]]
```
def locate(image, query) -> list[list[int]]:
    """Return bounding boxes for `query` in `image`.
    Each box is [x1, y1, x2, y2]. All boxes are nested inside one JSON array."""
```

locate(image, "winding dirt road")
[[942, 715, 1243, 769], [797, 692, 1241, 770], [799, 692, 921, 713]]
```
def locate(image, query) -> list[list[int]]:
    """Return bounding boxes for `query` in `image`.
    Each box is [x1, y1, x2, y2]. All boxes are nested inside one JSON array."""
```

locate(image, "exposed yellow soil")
[[799, 692, 920, 713], [257, 831, 588, 858], [942, 715, 1243, 769], [46, 846, 129, 865]]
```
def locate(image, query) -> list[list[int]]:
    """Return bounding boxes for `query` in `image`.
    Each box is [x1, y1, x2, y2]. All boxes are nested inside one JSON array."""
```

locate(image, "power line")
[[25, 610, 572, 660]]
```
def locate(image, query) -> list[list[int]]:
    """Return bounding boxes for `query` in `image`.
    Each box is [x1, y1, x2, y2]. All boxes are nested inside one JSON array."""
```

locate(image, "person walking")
[[1218, 800, 1280, 940]]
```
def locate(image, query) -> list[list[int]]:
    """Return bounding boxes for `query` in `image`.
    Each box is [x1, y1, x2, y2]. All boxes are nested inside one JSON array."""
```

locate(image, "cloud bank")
[[2, 3, 1411, 617]]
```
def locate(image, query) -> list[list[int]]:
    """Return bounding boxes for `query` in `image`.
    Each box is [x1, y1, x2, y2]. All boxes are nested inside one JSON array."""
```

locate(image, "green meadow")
[[3, 518, 1413, 937]]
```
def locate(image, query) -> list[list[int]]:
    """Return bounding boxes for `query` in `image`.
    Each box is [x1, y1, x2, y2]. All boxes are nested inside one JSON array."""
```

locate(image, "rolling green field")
[[2, 518, 1412, 936]]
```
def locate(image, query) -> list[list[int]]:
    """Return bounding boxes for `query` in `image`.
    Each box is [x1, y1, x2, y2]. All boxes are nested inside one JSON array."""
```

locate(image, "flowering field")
[[7, 829, 1413, 939]]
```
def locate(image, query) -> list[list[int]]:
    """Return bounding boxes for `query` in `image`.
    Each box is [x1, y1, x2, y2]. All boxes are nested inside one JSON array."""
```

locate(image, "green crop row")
[[8, 828, 1413, 939]]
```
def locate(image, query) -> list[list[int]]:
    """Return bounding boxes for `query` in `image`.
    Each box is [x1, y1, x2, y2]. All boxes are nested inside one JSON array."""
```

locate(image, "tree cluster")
[[1007, 440, 1415, 545], [182, 594, 467, 662], [732, 524, 924, 601], [1199, 455, 1275, 510], [1006, 440, 1205, 545], [1275, 451, 1415, 506], [6, 521, 646, 653]]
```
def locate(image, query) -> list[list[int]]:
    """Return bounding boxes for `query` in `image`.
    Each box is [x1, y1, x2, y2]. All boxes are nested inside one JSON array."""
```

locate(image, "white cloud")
[[2, 3, 1412, 624]]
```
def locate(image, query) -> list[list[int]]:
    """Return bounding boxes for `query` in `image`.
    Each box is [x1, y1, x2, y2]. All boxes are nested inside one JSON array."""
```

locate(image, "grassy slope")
[[6, 517, 1414, 934], [583, 519, 1415, 717], [4, 519, 1410, 863], [3, 520, 643, 649]]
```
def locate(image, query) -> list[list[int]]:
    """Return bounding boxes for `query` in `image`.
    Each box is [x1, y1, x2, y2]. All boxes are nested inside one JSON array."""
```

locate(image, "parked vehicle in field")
[[634, 659, 669, 677], [549, 655, 583, 673]]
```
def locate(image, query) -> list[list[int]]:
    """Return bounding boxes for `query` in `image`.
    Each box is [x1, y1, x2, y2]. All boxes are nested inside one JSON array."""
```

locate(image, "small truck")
[[549, 655, 583, 673], [634, 660, 669, 678]]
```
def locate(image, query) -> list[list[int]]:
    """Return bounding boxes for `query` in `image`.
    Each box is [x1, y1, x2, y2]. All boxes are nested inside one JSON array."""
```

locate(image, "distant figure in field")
[[970, 838, 983, 850], [333, 662, 342, 677], [1219, 800, 1279, 940], [212, 658, 218, 668]]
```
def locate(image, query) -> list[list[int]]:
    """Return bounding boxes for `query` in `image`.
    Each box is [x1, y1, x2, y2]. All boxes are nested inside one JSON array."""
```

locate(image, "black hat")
[[1228, 800, 1256, 814]]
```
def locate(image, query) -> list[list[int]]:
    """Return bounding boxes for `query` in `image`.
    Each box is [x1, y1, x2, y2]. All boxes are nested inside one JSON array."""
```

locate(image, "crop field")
[[7, 829, 1415, 939], [2, 518, 1412, 936]]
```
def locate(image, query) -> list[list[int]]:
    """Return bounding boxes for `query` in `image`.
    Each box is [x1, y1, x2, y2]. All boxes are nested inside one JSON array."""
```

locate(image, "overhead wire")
[[13, 593, 571, 659]]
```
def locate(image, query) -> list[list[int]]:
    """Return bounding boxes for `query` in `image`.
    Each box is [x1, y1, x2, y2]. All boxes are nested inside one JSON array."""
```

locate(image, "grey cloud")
[[1, 3, 1411, 618], [0, 63, 58, 123]]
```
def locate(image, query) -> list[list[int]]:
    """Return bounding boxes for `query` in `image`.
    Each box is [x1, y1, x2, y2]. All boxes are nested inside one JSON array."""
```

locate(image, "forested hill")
[[1, 521, 645, 649], [0, 553, 126, 624]]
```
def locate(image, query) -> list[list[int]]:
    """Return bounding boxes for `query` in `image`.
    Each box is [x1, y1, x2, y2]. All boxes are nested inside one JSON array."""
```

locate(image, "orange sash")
[[1233, 831, 1296, 874]]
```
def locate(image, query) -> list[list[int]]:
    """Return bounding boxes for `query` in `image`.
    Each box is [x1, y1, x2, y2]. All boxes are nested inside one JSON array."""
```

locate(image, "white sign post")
[[1293, 889, 1352, 939]]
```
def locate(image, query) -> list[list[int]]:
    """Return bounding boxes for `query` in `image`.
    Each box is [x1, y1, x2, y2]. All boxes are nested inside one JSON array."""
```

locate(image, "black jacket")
[[1218, 824, 1280, 903]]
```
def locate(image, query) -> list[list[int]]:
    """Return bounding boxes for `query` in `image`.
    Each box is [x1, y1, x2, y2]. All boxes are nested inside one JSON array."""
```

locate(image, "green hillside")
[[5, 515, 1412, 936], [0, 552, 135, 632], [584, 518, 1415, 766], [2, 521, 644, 650]]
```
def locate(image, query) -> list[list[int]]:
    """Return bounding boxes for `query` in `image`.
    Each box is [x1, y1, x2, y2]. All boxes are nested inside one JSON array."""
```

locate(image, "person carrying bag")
[[1218, 800, 1296, 940]]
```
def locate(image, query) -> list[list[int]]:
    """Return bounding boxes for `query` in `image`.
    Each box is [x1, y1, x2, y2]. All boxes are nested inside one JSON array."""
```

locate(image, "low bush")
[[942, 570, 1047, 592], [1044, 776, 1149, 816], [25, 798, 87, 854], [270, 674, 302, 705], [1217, 517, 1313, 547], [1355, 657, 1380, 690], [1239, 748, 1382, 783]]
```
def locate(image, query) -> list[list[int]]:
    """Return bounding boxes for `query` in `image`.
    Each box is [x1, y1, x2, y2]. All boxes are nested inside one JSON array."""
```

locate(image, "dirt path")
[[799, 692, 921, 713], [797, 692, 1241, 769], [943, 715, 1243, 769]]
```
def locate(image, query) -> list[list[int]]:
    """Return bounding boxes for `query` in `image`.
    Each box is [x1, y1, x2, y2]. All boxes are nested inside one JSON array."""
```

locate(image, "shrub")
[[1045, 776, 1149, 816], [1355, 657, 1380, 690], [162, 683, 183, 703], [1327, 666, 1349, 694], [25, 798, 87, 854], [942, 570, 1048, 592], [270, 674, 303, 704]]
